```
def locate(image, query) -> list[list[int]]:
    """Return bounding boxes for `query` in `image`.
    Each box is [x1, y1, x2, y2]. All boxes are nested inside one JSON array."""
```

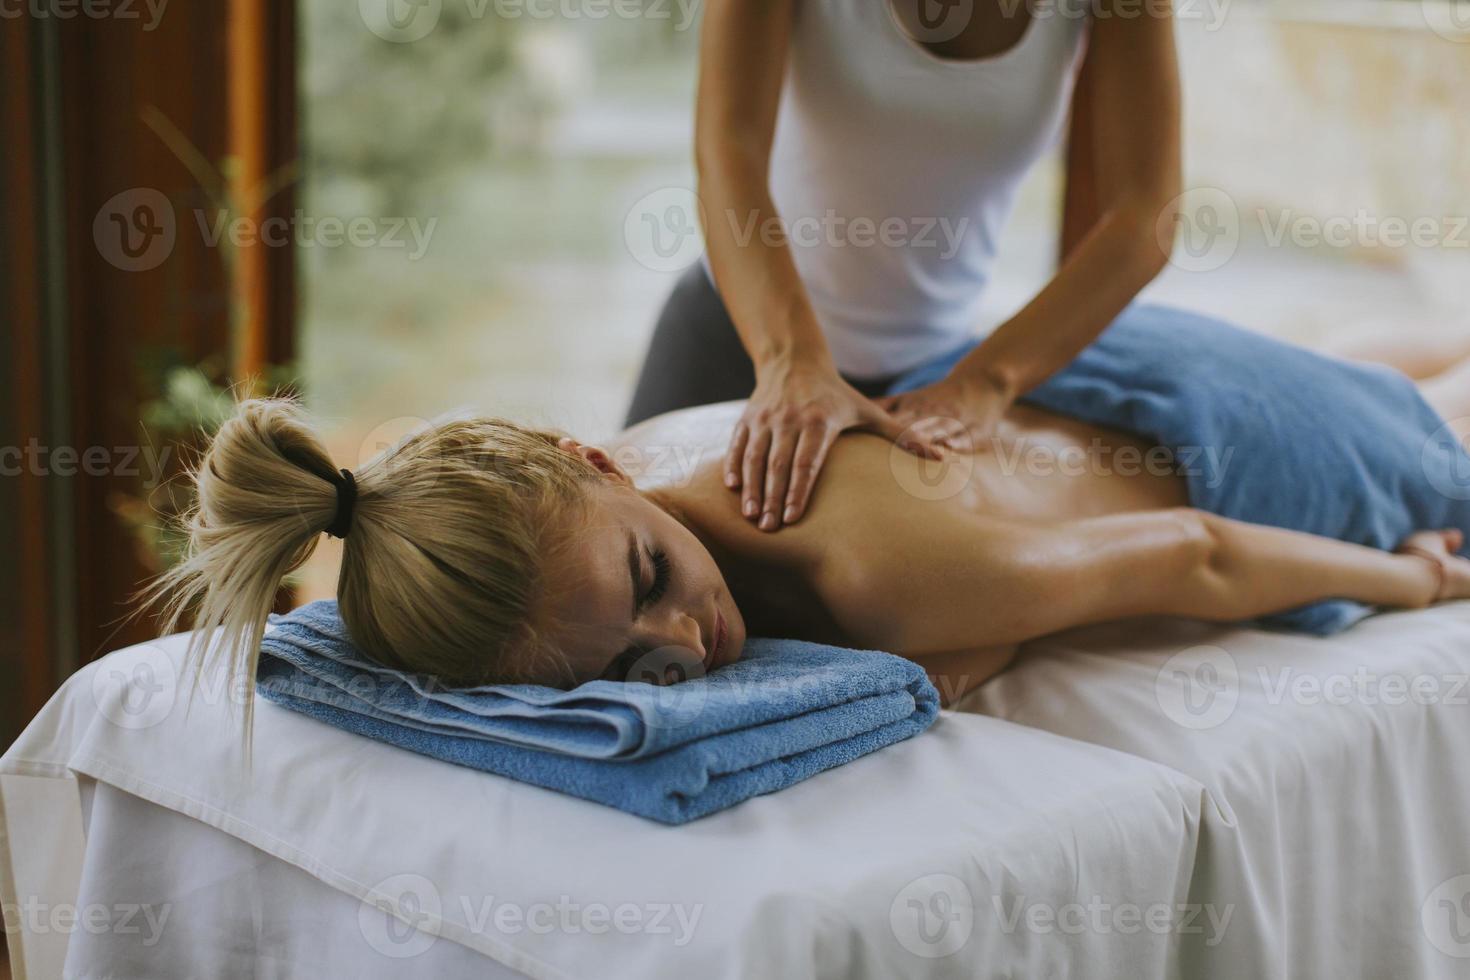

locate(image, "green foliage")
[[300, 0, 523, 213], [114, 348, 301, 575]]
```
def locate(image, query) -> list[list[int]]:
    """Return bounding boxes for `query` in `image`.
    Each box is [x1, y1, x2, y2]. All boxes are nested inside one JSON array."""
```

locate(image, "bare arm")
[[882, 6, 1182, 448], [697, 0, 924, 532], [961, 2, 1182, 396], [822, 507, 1457, 655], [697, 0, 816, 372]]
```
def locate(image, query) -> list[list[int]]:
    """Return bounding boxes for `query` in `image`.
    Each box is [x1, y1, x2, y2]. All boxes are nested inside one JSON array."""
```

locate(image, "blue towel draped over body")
[[257, 601, 940, 824], [889, 303, 1470, 634]]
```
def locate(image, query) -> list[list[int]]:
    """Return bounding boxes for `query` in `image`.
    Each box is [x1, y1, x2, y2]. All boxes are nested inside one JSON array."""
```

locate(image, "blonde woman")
[[150, 306, 1470, 709]]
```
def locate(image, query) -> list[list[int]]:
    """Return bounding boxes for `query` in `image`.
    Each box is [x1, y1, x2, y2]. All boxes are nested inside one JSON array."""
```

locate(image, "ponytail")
[[139, 396, 599, 750], [140, 398, 346, 749]]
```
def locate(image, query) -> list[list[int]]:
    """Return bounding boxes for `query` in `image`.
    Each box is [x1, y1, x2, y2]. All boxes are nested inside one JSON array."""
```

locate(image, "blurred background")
[[3, 0, 1469, 750]]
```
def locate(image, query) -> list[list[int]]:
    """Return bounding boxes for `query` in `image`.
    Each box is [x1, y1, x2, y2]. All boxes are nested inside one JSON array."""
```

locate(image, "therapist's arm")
[[697, 0, 930, 533], [882, 3, 1182, 448]]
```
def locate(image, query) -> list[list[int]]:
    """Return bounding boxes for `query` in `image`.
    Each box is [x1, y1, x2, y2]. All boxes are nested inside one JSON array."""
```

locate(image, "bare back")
[[616, 399, 1186, 532], [611, 401, 1189, 699]]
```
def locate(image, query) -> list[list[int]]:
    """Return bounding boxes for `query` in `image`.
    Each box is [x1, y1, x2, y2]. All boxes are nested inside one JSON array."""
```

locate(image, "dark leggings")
[[623, 264, 900, 427]]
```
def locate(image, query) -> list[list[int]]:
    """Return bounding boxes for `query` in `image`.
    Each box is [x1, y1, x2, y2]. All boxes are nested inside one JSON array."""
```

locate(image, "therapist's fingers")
[[781, 423, 838, 527], [862, 405, 944, 460], [760, 426, 802, 531], [724, 422, 750, 489], [904, 409, 964, 442], [741, 426, 773, 521], [931, 419, 975, 453]]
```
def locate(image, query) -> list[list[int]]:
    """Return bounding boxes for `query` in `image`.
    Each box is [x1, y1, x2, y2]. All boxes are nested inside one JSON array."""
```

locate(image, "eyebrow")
[[625, 529, 641, 621]]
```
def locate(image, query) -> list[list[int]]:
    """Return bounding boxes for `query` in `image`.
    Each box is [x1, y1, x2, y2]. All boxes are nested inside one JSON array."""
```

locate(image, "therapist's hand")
[[726, 361, 940, 532], [877, 370, 1017, 454]]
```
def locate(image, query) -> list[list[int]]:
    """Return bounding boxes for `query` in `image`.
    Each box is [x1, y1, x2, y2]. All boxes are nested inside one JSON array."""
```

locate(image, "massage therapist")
[[624, 0, 1182, 531]]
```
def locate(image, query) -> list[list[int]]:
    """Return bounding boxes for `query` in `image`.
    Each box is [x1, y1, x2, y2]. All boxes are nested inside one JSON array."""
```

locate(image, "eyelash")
[[642, 548, 671, 610], [605, 548, 673, 680]]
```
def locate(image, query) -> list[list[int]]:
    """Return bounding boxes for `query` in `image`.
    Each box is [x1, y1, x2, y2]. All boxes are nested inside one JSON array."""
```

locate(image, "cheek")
[[683, 542, 726, 597]]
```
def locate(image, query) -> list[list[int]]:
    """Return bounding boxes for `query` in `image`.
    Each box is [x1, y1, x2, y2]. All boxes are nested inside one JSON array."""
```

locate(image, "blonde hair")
[[143, 396, 599, 739]]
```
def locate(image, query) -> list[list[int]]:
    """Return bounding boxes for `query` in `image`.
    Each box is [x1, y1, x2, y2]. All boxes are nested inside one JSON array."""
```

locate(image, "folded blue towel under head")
[[257, 601, 940, 824]]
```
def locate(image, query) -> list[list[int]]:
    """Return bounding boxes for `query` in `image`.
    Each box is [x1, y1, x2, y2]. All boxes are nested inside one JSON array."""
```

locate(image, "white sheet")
[[2, 628, 1226, 979], [957, 604, 1470, 979], [61, 782, 525, 979]]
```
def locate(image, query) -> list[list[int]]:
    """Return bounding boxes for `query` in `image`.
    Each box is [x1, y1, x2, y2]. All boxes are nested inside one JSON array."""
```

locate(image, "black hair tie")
[[325, 468, 358, 539]]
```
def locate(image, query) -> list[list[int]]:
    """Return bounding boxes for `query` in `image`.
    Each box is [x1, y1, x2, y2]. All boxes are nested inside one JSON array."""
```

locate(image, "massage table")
[[4, 604, 1469, 978], [959, 604, 1470, 979]]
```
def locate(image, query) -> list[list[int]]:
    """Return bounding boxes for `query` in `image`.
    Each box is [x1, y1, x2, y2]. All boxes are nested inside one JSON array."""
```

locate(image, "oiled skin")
[[610, 399, 1456, 705], [613, 400, 1186, 700]]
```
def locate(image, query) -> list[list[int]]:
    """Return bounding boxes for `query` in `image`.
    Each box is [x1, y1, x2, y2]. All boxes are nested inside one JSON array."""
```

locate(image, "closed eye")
[[604, 545, 675, 681], [641, 548, 671, 610]]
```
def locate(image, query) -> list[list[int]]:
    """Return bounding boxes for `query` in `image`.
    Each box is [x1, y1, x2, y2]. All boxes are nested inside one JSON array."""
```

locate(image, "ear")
[[556, 436, 633, 486]]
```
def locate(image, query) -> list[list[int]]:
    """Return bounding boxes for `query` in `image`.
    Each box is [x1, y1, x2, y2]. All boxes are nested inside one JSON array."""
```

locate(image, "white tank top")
[[756, 1, 1090, 378]]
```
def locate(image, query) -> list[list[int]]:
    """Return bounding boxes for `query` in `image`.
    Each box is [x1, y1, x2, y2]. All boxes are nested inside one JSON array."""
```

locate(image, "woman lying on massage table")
[[149, 305, 1470, 708]]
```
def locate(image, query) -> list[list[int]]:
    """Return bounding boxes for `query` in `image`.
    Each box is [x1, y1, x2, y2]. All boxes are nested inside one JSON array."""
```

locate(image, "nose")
[[670, 611, 705, 660], [627, 611, 706, 686]]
